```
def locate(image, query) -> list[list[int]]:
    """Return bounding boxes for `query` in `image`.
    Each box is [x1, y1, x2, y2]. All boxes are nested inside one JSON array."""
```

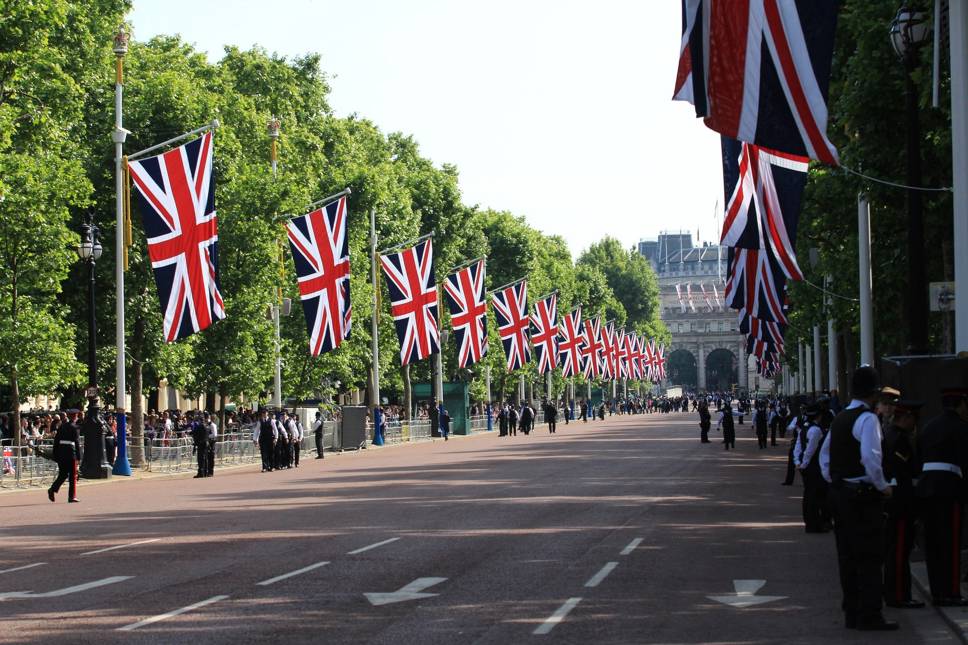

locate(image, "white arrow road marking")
[[707, 579, 787, 608], [0, 563, 45, 575], [620, 538, 643, 556], [348, 537, 399, 555], [534, 597, 583, 635], [82, 538, 161, 556], [257, 561, 330, 586], [364, 577, 446, 606], [584, 562, 618, 588], [118, 595, 229, 632], [0, 576, 132, 601]]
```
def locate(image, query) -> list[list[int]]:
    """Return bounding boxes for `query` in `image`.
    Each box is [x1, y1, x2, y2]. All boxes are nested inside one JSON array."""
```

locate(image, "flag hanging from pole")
[[492, 280, 531, 371], [285, 194, 351, 356], [580, 316, 603, 380], [558, 307, 583, 378], [653, 343, 667, 382], [127, 131, 225, 342], [628, 334, 643, 381], [380, 238, 440, 366], [530, 292, 559, 375], [600, 322, 616, 381], [443, 259, 488, 368]]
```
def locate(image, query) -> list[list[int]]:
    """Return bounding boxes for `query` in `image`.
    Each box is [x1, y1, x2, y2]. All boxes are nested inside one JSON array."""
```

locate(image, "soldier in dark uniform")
[[47, 409, 81, 503], [545, 401, 557, 434], [718, 402, 736, 450], [882, 399, 924, 608], [191, 413, 208, 478], [754, 400, 769, 449], [820, 366, 897, 631], [915, 386, 968, 606], [698, 400, 711, 443]]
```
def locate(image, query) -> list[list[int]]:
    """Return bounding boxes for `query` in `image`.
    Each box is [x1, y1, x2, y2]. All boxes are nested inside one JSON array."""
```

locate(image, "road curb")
[[911, 560, 968, 643]]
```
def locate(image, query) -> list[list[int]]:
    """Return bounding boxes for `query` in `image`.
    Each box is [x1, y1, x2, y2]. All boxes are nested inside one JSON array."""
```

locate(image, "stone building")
[[639, 232, 774, 393]]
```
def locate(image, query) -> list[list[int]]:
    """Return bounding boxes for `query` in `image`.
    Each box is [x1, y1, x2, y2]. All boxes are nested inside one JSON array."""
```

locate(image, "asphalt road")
[[0, 412, 959, 644]]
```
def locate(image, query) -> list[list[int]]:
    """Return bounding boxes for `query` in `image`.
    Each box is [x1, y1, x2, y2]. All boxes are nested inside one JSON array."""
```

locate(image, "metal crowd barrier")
[[467, 414, 489, 432], [0, 441, 62, 489]]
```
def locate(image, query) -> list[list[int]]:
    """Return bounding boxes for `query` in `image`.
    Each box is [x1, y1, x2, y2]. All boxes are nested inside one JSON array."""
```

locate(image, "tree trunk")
[[401, 364, 411, 420], [205, 391, 216, 413], [129, 360, 145, 468], [11, 369, 20, 454], [218, 388, 227, 434]]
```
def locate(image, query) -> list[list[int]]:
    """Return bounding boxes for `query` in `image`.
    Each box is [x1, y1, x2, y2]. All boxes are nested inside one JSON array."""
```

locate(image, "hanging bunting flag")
[[675, 283, 686, 313], [380, 238, 440, 366], [127, 131, 225, 342], [558, 307, 584, 378], [443, 259, 488, 368], [686, 283, 696, 313], [673, 0, 841, 164], [492, 280, 531, 371], [285, 194, 351, 356], [531, 292, 559, 375], [580, 316, 604, 380]]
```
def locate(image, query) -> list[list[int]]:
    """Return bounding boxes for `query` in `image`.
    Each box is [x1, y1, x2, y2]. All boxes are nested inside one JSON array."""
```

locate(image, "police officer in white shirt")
[[312, 411, 325, 459], [798, 403, 830, 533], [204, 413, 218, 476]]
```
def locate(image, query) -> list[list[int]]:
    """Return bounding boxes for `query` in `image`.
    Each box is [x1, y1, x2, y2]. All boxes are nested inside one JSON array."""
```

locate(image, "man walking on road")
[[717, 403, 735, 450], [47, 410, 81, 503]]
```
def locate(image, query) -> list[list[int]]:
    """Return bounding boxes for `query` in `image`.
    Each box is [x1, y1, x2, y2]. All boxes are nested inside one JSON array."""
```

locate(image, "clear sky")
[[129, 0, 724, 258]]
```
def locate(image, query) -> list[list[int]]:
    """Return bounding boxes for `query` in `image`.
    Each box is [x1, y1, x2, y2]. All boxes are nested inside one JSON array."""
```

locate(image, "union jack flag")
[[675, 283, 686, 313], [600, 322, 616, 381], [653, 343, 667, 382], [128, 131, 225, 342], [740, 312, 786, 353], [642, 338, 658, 383], [725, 247, 787, 324], [530, 293, 559, 374], [492, 280, 530, 371], [558, 307, 583, 378], [721, 139, 807, 280], [673, 0, 840, 165], [443, 259, 488, 368], [615, 328, 630, 380], [700, 283, 713, 312], [285, 195, 351, 356], [380, 239, 440, 366], [628, 334, 643, 381], [580, 316, 603, 379], [620, 331, 635, 380]]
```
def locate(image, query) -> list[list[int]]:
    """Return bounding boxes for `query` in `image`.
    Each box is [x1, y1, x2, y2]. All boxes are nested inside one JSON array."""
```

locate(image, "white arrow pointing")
[[0, 576, 132, 601], [707, 579, 786, 608], [365, 577, 447, 606]]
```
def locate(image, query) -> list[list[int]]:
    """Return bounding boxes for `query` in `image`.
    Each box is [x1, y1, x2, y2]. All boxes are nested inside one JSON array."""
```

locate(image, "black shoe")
[[47, 489, 55, 503], [781, 482, 793, 486], [856, 617, 899, 631], [885, 600, 925, 609], [193, 474, 203, 478], [935, 597, 968, 607], [315, 456, 324, 459], [68, 498, 80, 503]]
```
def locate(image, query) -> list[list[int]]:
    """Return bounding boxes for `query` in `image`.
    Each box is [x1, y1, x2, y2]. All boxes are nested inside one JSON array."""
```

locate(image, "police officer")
[[254, 410, 276, 472], [545, 400, 557, 434], [312, 411, 325, 459], [882, 399, 924, 608], [191, 413, 208, 478], [820, 366, 897, 631], [798, 403, 829, 533], [47, 409, 81, 503], [754, 401, 769, 449], [698, 399, 711, 443], [718, 402, 736, 450], [915, 386, 968, 606], [205, 413, 217, 477]]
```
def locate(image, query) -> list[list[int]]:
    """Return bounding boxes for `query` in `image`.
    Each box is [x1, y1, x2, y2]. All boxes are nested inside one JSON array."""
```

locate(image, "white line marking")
[[117, 595, 229, 632], [0, 563, 45, 575], [534, 597, 582, 635], [347, 537, 399, 555], [257, 561, 330, 586], [81, 538, 161, 556], [1, 576, 134, 600], [584, 562, 618, 588], [620, 537, 643, 556]]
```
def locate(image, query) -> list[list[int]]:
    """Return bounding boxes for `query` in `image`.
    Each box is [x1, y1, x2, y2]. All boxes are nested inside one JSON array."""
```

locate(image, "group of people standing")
[[252, 410, 309, 472]]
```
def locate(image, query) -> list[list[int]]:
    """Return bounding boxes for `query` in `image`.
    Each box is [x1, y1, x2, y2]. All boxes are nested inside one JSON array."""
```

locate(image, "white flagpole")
[[112, 27, 130, 476], [268, 118, 282, 410], [370, 207, 380, 412], [952, 0, 968, 351]]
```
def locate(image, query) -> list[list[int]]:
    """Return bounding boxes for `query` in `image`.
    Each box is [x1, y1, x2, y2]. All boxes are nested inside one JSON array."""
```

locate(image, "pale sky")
[[129, 0, 724, 258]]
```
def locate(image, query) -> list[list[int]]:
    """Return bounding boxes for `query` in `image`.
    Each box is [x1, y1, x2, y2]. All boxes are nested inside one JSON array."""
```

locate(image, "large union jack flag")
[[558, 307, 583, 378], [600, 322, 615, 380], [725, 247, 788, 324], [492, 280, 530, 371], [616, 328, 631, 380], [285, 195, 351, 357], [642, 339, 657, 383], [625, 332, 641, 381], [673, 0, 840, 165], [128, 131, 225, 342], [580, 315, 603, 379], [653, 343, 667, 382], [443, 259, 488, 368], [531, 292, 559, 375], [380, 239, 440, 366]]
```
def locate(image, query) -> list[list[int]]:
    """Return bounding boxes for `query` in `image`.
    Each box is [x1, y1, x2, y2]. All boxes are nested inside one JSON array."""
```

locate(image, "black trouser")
[[195, 442, 208, 477], [259, 440, 274, 471], [830, 484, 886, 621], [548, 421, 555, 433], [782, 439, 796, 484], [50, 456, 77, 499], [293, 441, 300, 467], [770, 423, 778, 446], [206, 440, 215, 476], [921, 497, 963, 601], [315, 429, 324, 458], [723, 428, 735, 450], [884, 512, 916, 604], [757, 431, 768, 449], [700, 422, 710, 443], [802, 468, 828, 531]]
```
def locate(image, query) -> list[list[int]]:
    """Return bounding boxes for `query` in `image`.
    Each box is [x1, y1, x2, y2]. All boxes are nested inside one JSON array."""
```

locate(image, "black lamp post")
[[890, 5, 932, 354], [77, 214, 111, 479]]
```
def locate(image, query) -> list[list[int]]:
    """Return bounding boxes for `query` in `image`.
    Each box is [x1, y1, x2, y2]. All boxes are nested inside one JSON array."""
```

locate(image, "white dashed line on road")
[[534, 597, 583, 635], [117, 595, 229, 632], [584, 562, 618, 588], [257, 561, 330, 586], [620, 537, 643, 556], [0, 562, 45, 575], [82, 538, 161, 556], [348, 537, 400, 555]]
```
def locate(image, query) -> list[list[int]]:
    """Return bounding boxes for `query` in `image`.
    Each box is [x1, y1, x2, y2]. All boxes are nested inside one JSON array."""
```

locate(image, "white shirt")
[[253, 419, 277, 442], [207, 421, 218, 441], [799, 425, 822, 468], [716, 409, 733, 430], [312, 418, 323, 433], [792, 425, 803, 466], [818, 400, 888, 491]]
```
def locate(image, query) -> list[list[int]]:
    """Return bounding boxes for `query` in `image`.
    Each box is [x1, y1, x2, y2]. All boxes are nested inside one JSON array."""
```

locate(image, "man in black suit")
[[48, 410, 82, 503]]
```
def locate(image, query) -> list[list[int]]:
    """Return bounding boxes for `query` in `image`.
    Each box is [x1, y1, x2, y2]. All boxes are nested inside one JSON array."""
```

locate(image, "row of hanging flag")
[[675, 282, 723, 313], [125, 136, 666, 382], [674, 0, 841, 380]]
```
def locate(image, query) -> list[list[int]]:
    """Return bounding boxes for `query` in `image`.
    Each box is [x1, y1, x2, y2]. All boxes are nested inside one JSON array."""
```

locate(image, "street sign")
[[85, 386, 98, 398]]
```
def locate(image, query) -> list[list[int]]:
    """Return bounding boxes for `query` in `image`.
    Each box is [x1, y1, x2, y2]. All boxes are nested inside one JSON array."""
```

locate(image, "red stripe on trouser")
[[71, 459, 77, 495], [896, 520, 905, 603], [954, 503, 962, 596]]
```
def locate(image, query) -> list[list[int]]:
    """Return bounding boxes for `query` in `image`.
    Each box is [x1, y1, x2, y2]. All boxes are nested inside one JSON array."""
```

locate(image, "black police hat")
[[804, 402, 823, 418], [851, 366, 881, 398]]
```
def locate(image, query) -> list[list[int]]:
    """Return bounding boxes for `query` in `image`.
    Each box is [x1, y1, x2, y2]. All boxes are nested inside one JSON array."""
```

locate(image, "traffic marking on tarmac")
[[81, 538, 161, 556], [0, 563, 45, 575], [348, 537, 400, 555], [257, 561, 330, 586], [364, 577, 446, 606], [0, 575, 132, 601], [620, 538, 643, 555], [707, 579, 787, 608], [533, 597, 582, 635], [117, 595, 230, 631], [584, 562, 618, 588]]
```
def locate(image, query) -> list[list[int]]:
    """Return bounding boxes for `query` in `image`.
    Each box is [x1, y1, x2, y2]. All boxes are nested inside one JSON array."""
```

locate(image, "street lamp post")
[[890, 6, 932, 354], [77, 215, 111, 479]]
